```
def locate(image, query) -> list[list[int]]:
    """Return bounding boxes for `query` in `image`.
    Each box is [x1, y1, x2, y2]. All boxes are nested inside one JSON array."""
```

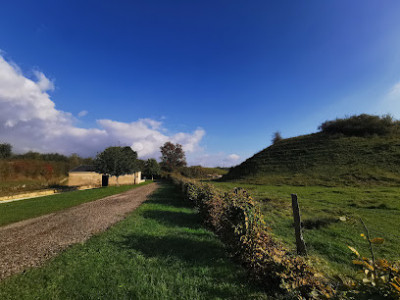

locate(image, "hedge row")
[[169, 174, 334, 299]]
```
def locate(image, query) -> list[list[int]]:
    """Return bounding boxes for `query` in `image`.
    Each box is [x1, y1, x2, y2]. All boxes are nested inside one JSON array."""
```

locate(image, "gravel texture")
[[0, 183, 158, 280]]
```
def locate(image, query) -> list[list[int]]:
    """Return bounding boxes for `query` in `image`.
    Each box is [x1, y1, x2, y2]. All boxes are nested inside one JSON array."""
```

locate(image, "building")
[[67, 165, 144, 187]]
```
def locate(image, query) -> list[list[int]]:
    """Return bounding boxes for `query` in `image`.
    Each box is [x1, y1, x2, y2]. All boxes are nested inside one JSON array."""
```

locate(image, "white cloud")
[[187, 152, 242, 168], [0, 55, 237, 166], [371, 81, 400, 117], [0, 55, 207, 160], [78, 110, 88, 117], [95, 118, 205, 158], [33, 70, 54, 92], [389, 81, 400, 97], [228, 153, 240, 161]]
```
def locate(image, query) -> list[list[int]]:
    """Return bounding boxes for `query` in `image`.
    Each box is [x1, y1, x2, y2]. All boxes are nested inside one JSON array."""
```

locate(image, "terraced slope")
[[223, 133, 400, 186]]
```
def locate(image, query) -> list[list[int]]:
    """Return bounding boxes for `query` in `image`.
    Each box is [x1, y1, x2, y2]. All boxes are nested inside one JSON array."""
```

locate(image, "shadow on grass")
[[117, 232, 227, 266], [116, 183, 223, 265], [145, 182, 193, 208], [112, 183, 266, 299], [141, 209, 203, 230]]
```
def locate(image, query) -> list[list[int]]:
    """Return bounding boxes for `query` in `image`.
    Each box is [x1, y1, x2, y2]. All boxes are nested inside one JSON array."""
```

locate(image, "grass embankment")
[[223, 133, 400, 186], [212, 182, 400, 278], [0, 182, 151, 227], [0, 183, 268, 299]]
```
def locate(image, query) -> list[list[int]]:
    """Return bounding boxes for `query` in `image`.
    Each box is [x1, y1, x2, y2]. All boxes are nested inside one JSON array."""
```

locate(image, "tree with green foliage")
[[144, 158, 161, 180], [160, 142, 187, 171], [0, 143, 12, 159], [94, 146, 139, 185], [135, 159, 146, 172]]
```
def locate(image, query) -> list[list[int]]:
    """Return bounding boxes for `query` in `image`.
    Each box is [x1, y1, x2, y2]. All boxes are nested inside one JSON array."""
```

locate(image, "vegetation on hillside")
[[223, 114, 400, 186], [319, 114, 400, 137], [211, 114, 400, 297]]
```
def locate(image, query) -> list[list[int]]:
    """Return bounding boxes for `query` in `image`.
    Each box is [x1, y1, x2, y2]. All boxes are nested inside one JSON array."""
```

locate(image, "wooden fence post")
[[291, 194, 307, 256]]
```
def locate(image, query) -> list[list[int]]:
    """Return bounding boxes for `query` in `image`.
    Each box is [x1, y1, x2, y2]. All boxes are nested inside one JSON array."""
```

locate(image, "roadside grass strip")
[[0, 183, 268, 299], [0, 182, 151, 227]]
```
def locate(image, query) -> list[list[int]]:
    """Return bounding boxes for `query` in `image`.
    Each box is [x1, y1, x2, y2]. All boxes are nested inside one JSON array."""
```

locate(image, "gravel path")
[[0, 183, 159, 280]]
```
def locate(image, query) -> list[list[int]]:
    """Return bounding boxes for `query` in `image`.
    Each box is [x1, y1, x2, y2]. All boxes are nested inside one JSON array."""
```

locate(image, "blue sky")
[[1, 1, 400, 166]]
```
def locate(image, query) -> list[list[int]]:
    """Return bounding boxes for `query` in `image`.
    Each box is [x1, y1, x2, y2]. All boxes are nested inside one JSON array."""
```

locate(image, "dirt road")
[[0, 183, 159, 280]]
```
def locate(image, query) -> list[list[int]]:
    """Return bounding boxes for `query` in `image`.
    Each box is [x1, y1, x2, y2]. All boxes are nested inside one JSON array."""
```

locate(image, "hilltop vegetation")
[[319, 114, 400, 137], [224, 114, 400, 186]]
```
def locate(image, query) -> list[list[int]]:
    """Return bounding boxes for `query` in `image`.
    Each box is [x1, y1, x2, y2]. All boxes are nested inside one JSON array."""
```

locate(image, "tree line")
[[0, 141, 189, 182], [93, 141, 186, 181]]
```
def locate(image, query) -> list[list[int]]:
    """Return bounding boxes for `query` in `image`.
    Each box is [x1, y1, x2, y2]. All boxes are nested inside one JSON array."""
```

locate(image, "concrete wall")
[[134, 171, 145, 184], [67, 171, 143, 187], [68, 172, 102, 187], [109, 174, 135, 185]]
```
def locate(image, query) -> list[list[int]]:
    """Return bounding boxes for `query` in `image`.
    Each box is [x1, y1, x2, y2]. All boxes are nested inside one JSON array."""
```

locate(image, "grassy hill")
[[223, 116, 400, 186], [218, 115, 400, 289]]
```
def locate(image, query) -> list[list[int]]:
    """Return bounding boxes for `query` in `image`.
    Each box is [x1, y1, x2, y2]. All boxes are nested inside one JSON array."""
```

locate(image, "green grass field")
[[0, 183, 268, 300], [211, 182, 400, 278], [0, 182, 151, 227]]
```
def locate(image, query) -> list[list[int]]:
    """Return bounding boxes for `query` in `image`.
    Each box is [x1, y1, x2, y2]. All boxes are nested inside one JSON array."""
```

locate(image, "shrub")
[[345, 231, 400, 299], [272, 131, 283, 144], [318, 114, 400, 137]]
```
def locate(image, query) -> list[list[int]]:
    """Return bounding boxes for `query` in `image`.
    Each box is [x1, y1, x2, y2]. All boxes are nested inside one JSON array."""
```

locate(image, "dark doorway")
[[102, 175, 109, 187]]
